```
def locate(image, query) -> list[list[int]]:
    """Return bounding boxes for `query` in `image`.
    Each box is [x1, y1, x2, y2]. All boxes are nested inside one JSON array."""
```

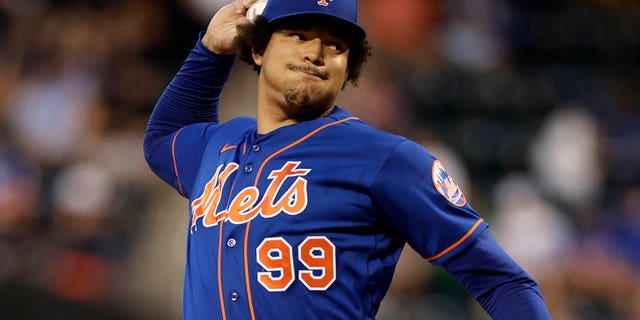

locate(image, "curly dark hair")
[[234, 15, 372, 87]]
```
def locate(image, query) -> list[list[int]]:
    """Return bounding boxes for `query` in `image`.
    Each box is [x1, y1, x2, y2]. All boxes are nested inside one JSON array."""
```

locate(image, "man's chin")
[[284, 88, 318, 108], [283, 89, 333, 119]]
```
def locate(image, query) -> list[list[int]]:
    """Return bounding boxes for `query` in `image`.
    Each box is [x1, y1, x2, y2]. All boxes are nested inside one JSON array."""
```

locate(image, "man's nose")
[[303, 38, 324, 66]]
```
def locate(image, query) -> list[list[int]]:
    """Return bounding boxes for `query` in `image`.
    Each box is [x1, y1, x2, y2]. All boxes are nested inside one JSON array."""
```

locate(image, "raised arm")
[[144, 0, 255, 137], [143, 0, 257, 193]]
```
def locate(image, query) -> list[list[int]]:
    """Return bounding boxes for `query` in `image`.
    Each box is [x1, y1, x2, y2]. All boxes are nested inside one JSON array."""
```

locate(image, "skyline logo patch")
[[432, 160, 467, 207]]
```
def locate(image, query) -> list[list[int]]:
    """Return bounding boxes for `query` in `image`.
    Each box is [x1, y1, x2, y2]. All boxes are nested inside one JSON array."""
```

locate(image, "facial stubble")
[[282, 86, 334, 119]]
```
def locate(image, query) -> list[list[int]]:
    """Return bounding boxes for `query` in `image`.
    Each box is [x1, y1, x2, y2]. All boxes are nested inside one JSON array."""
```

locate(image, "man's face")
[[253, 19, 350, 119]]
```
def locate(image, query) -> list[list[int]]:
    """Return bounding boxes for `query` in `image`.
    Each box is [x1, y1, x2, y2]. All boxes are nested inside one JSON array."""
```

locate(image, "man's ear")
[[252, 50, 263, 66]]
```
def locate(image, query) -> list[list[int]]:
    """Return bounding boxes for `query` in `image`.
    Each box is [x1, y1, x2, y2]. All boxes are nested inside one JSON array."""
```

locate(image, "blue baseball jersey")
[[144, 36, 549, 320], [152, 112, 486, 319]]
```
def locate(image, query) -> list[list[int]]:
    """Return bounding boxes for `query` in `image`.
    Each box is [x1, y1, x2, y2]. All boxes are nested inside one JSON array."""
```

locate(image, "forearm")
[[441, 231, 551, 319], [477, 277, 549, 319]]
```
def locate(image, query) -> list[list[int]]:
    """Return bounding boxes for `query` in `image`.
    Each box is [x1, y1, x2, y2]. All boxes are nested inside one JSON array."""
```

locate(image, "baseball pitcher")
[[143, 0, 552, 319]]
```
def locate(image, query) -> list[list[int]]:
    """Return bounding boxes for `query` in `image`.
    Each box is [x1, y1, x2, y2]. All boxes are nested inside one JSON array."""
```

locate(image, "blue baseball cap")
[[261, 0, 366, 41]]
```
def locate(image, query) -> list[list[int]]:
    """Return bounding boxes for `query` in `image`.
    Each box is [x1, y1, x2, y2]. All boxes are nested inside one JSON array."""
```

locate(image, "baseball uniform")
[[144, 0, 551, 319]]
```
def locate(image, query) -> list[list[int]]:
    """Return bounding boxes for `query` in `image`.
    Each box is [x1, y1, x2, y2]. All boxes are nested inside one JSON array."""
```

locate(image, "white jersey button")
[[227, 238, 237, 248], [230, 292, 239, 302], [252, 144, 261, 152], [244, 164, 253, 173]]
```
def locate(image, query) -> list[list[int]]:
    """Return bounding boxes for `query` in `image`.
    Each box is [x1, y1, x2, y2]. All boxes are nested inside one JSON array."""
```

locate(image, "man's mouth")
[[289, 65, 328, 80]]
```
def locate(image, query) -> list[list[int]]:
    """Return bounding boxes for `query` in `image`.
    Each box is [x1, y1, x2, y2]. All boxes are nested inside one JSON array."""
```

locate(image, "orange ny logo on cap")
[[317, 0, 332, 6]]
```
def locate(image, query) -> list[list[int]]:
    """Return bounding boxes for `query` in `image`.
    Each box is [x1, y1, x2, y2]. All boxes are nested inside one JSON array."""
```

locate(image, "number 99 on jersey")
[[256, 236, 336, 291]]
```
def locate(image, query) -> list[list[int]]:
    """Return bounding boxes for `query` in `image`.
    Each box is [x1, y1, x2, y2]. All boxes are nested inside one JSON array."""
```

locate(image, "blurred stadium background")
[[0, 0, 639, 319]]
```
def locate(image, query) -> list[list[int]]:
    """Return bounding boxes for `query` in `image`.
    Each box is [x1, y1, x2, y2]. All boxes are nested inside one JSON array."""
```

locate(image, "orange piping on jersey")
[[172, 127, 187, 196], [253, 117, 359, 185], [242, 142, 247, 156], [426, 218, 484, 262], [217, 220, 227, 320], [243, 116, 359, 320], [220, 143, 237, 154], [243, 218, 255, 319]]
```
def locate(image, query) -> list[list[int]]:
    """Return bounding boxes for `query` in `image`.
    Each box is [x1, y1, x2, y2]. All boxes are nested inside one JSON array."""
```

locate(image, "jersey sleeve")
[[144, 32, 235, 197], [371, 140, 488, 264], [443, 231, 552, 319]]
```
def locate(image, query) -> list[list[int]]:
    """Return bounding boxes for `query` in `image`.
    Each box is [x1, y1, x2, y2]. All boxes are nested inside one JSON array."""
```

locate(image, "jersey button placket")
[[221, 139, 256, 319]]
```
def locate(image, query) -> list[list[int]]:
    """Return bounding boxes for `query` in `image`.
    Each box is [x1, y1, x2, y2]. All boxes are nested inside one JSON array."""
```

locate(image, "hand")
[[202, 0, 258, 55]]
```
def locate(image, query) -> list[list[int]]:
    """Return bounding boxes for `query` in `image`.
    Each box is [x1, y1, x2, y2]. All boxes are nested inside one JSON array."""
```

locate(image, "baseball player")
[[143, 0, 552, 319]]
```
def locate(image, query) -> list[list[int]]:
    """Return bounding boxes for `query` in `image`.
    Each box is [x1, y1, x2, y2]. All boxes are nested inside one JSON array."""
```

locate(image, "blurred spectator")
[[437, 0, 511, 71], [6, 67, 104, 170], [563, 185, 640, 320], [529, 106, 603, 212], [491, 174, 576, 278], [37, 162, 115, 302], [0, 127, 41, 283]]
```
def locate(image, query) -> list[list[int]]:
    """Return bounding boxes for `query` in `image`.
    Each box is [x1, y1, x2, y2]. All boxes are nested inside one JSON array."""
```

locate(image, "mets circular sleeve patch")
[[432, 160, 467, 207]]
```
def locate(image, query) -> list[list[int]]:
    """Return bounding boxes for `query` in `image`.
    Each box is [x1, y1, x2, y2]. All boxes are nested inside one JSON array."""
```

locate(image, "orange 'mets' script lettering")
[[190, 161, 310, 231]]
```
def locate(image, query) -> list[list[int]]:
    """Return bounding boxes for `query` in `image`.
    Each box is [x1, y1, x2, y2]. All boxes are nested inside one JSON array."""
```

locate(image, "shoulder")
[[338, 119, 430, 159], [202, 116, 256, 137], [325, 107, 410, 150], [220, 116, 257, 129], [179, 116, 256, 142]]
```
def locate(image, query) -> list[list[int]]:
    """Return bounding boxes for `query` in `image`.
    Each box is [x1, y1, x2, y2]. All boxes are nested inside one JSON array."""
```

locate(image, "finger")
[[236, 15, 252, 27], [243, 0, 260, 9], [233, 0, 257, 15]]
